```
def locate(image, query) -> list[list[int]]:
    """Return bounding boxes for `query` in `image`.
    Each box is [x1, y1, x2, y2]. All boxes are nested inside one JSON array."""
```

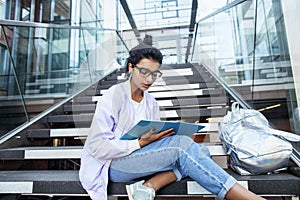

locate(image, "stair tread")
[[0, 169, 299, 195], [47, 107, 228, 124], [0, 144, 226, 160], [26, 123, 219, 139], [92, 88, 225, 102], [65, 96, 228, 113]]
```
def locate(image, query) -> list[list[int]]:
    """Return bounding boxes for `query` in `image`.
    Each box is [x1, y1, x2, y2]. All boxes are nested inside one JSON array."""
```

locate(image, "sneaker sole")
[[126, 185, 134, 200]]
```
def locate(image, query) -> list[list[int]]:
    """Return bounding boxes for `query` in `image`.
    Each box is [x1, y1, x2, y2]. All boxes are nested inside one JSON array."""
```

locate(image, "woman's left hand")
[[138, 128, 175, 147]]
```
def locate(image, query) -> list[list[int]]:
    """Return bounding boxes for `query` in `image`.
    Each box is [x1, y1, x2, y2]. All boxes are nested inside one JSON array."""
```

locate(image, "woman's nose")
[[145, 74, 155, 82]]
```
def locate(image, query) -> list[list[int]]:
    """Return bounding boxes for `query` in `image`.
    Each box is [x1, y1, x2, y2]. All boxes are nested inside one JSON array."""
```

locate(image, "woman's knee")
[[169, 135, 210, 157], [168, 135, 194, 147]]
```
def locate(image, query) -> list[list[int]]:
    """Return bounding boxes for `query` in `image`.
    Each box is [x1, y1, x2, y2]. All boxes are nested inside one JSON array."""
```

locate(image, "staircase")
[[0, 63, 299, 199]]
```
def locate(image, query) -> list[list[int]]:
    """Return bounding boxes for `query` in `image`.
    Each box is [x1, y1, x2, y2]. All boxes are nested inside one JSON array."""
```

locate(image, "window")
[[162, 0, 178, 19]]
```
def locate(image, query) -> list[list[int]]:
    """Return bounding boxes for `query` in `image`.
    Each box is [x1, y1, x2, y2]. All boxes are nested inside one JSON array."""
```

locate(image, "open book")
[[120, 120, 205, 140]]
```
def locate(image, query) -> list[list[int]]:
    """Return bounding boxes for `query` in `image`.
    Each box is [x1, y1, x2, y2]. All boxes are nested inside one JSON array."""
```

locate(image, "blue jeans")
[[109, 135, 236, 200]]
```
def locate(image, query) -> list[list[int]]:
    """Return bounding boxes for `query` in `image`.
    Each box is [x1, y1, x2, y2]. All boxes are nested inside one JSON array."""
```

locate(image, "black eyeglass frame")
[[132, 64, 163, 79]]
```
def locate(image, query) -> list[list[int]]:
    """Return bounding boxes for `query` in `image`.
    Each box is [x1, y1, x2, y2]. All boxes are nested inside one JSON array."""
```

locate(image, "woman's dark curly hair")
[[125, 43, 163, 72]]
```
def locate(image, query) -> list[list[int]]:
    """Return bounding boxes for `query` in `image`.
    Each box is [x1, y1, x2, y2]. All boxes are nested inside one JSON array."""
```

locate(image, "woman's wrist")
[[138, 138, 148, 147]]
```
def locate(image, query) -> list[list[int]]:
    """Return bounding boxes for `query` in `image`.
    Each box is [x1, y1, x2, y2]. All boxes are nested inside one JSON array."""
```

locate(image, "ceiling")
[[118, 0, 234, 63], [119, 0, 198, 63]]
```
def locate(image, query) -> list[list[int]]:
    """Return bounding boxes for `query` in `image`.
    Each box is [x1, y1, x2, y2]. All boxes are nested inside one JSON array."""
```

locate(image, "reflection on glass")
[[192, 0, 299, 137], [0, 22, 127, 136]]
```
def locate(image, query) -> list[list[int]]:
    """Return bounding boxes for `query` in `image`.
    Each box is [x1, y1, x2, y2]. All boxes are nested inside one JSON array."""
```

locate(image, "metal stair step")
[[65, 96, 228, 113], [47, 113, 94, 124], [0, 146, 83, 160], [0, 170, 86, 195], [115, 68, 195, 80], [98, 87, 225, 97], [0, 144, 226, 160], [27, 128, 90, 139], [46, 107, 227, 125], [150, 88, 224, 99], [63, 104, 96, 113], [26, 124, 219, 139], [86, 83, 207, 96], [92, 88, 225, 102], [157, 96, 228, 108], [160, 107, 227, 120], [97, 77, 218, 89], [0, 169, 299, 196]]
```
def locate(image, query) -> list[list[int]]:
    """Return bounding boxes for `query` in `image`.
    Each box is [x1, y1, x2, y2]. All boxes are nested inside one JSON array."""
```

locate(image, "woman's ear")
[[128, 63, 134, 73]]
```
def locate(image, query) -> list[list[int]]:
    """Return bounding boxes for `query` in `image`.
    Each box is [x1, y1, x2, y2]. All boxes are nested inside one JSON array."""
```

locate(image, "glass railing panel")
[[71, 28, 127, 92], [119, 27, 189, 64], [0, 26, 28, 136], [119, 30, 140, 51], [251, 0, 296, 133], [192, 0, 299, 138], [0, 21, 129, 137], [0, 74, 28, 137]]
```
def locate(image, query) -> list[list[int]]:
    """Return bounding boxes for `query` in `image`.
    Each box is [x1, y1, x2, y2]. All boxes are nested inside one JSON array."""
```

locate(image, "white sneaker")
[[126, 180, 156, 200]]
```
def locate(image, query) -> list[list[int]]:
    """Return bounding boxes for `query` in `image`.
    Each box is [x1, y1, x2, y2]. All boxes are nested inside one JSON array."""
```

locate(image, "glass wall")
[[0, 0, 127, 136], [192, 0, 298, 135], [0, 20, 127, 136], [0, 0, 105, 25]]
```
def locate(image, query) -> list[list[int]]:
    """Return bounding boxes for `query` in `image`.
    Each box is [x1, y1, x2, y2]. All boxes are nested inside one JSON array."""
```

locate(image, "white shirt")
[[131, 97, 147, 124]]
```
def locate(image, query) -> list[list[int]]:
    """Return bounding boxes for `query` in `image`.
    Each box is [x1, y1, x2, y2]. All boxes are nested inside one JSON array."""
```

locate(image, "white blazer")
[[79, 79, 160, 199]]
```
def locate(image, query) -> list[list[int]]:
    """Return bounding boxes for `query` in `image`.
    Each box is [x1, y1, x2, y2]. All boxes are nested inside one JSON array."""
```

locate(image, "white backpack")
[[218, 102, 300, 175]]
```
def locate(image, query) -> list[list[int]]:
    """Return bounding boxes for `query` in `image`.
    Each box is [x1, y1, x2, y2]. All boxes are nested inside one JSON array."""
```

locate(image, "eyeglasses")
[[133, 65, 163, 79]]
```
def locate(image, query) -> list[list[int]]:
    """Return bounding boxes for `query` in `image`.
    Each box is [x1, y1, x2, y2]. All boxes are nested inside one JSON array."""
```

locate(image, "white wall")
[[0, 0, 4, 19], [281, 0, 300, 107], [103, 0, 117, 29]]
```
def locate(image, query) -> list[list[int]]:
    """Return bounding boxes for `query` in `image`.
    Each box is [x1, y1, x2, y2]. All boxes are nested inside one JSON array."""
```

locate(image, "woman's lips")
[[142, 84, 151, 89]]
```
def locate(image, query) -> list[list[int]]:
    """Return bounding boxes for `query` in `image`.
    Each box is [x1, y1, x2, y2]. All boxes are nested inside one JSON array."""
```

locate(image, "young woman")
[[79, 44, 265, 200]]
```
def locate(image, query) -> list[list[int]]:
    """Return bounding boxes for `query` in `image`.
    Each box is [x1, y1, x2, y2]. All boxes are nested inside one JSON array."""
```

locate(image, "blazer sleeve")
[[84, 88, 140, 161]]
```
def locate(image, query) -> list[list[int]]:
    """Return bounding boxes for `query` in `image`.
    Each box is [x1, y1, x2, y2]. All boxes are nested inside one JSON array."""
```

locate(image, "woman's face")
[[129, 58, 162, 92]]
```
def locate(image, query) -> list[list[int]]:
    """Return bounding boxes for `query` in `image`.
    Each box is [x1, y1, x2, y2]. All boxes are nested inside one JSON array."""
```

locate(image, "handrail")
[[251, 0, 258, 106], [0, 20, 129, 51], [190, 22, 198, 62], [200, 63, 251, 109], [197, 0, 247, 23], [0, 20, 130, 58], [116, 30, 130, 52], [0, 19, 130, 84], [0, 20, 117, 31]]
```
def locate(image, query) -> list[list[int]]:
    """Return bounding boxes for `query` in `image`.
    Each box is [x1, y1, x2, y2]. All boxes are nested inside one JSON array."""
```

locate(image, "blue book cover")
[[120, 120, 205, 140]]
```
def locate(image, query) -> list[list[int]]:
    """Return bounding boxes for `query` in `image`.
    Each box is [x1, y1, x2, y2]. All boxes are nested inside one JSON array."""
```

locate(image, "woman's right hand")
[[138, 128, 175, 147]]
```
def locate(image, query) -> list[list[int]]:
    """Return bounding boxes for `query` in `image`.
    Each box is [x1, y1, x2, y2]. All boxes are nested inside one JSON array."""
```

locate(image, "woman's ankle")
[[143, 180, 157, 191], [225, 183, 266, 200]]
